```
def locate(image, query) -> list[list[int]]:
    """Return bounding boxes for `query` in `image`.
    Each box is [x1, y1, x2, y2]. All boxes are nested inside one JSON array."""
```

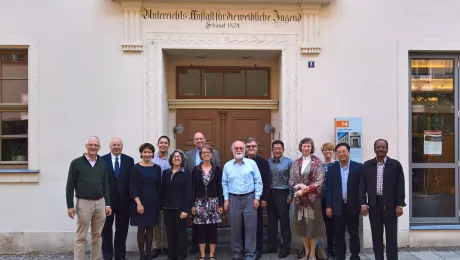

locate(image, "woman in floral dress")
[[191, 144, 224, 260]]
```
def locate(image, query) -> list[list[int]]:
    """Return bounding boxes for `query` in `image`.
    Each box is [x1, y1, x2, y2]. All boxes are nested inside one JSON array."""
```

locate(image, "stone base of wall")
[[1, 229, 458, 254]]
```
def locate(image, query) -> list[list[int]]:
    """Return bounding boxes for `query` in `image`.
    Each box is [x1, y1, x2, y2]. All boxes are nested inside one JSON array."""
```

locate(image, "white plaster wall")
[[295, 0, 460, 248], [0, 0, 144, 252], [1, 0, 460, 253]]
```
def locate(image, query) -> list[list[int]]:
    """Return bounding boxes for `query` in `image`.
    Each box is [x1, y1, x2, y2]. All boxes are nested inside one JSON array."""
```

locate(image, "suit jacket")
[[359, 157, 406, 209], [184, 148, 221, 174], [247, 155, 271, 202], [326, 160, 363, 216], [102, 153, 135, 210]]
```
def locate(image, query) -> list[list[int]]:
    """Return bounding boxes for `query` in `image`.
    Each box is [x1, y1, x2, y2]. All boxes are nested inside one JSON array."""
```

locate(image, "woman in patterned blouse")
[[191, 144, 224, 260], [289, 137, 325, 260]]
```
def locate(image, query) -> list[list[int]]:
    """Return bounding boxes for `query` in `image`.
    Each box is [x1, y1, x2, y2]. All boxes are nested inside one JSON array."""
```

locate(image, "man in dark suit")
[[184, 132, 221, 254], [101, 137, 135, 260], [245, 137, 271, 260], [360, 139, 406, 260], [325, 143, 363, 260]]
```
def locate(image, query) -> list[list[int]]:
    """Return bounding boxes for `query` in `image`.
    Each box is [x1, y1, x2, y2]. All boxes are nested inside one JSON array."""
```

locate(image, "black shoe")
[[278, 249, 289, 258], [256, 251, 261, 260], [151, 249, 160, 258], [163, 248, 168, 255], [261, 247, 277, 254], [189, 247, 198, 254]]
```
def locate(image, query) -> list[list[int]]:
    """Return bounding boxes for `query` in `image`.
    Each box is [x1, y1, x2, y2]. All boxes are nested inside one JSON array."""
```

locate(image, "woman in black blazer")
[[160, 149, 192, 260], [191, 145, 223, 260]]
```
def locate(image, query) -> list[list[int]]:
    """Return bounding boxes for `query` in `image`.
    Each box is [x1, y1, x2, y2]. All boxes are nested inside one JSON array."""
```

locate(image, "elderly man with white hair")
[[101, 137, 134, 260], [66, 136, 112, 260], [222, 140, 263, 260]]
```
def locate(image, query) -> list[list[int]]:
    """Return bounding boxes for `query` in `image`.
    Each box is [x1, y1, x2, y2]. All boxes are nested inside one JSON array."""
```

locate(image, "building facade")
[[1, 0, 460, 253]]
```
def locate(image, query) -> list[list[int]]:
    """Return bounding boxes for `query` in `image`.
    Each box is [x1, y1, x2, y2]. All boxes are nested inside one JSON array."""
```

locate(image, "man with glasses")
[[184, 132, 221, 254], [223, 140, 263, 260], [325, 143, 363, 260], [262, 140, 293, 258], [66, 136, 112, 260], [244, 137, 271, 259]]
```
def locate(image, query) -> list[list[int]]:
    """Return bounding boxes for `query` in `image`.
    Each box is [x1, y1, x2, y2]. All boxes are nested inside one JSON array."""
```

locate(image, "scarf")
[[289, 154, 324, 222]]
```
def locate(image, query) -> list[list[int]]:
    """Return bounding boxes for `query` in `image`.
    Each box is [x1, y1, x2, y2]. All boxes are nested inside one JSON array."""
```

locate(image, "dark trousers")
[[321, 197, 335, 254], [196, 223, 218, 244], [191, 223, 199, 249], [369, 196, 398, 260], [164, 209, 188, 260], [102, 200, 130, 260], [334, 203, 360, 260], [267, 189, 291, 250]]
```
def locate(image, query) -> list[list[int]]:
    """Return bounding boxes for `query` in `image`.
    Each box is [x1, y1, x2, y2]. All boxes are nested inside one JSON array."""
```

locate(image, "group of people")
[[66, 132, 405, 260]]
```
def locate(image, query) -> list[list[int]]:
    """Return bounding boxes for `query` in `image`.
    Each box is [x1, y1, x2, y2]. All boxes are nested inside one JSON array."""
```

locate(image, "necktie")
[[115, 157, 120, 178]]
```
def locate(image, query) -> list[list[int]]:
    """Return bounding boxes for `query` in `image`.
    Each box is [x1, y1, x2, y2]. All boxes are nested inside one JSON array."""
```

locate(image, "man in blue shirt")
[[223, 140, 263, 260], [325, 143, 363, 260], [262, 140, 293, 258]]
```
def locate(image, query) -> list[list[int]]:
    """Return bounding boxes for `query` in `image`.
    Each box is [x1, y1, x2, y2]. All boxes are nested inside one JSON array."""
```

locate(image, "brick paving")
[[2, 247, 460, 260]]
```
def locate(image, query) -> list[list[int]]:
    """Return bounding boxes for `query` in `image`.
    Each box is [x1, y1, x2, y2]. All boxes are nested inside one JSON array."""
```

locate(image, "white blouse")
[[301, 155, 311, 173]]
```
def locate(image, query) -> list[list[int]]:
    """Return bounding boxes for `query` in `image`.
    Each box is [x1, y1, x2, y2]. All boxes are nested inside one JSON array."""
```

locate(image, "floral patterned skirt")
[[193, 197, 222, 225]]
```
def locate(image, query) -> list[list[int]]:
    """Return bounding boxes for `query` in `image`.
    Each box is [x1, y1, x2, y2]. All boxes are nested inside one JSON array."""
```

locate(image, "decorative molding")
[[168, 99, 279, 110], [300, 4, 322, 54], [144, 33, 300, 159], [121, 0, 142, 52]]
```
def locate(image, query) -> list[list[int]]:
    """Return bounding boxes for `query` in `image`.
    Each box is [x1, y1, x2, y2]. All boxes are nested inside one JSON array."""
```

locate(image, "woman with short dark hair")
[[129, 143, 162, 260], [160, 149, 192, 260], [289, 138, 325, 260]]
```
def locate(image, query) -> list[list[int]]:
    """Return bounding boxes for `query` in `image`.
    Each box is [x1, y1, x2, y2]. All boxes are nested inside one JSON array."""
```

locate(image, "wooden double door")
[[176, 109, 272, 227]]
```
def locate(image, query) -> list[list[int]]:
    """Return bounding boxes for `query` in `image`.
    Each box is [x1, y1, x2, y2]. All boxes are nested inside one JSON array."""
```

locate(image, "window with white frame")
[[0, 49, 28, 169]]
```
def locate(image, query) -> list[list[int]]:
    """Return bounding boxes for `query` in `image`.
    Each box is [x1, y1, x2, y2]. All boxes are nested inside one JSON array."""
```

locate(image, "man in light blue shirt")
[[223, 140, 263, 260]]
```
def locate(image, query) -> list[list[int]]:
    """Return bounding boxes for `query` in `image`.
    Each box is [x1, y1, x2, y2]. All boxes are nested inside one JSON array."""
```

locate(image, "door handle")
[[172, 124, 184, 139], [264, 124, 275, 140]]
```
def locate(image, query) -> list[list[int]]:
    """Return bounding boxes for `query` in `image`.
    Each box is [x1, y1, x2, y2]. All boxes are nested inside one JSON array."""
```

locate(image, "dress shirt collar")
[[272, 156, 284, 163], [111, 153, 121, 160]]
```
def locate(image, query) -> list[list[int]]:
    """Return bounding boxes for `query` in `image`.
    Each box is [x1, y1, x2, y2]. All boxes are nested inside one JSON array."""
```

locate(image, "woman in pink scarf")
[[289, 137, 325, 260]]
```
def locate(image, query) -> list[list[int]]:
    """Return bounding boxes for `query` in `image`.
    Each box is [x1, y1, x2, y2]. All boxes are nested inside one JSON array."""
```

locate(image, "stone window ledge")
[[0, 169, 39, 183]]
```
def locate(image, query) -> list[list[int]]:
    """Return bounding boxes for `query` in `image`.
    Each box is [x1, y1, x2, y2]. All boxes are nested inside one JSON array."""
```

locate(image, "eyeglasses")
[[172, 155, 182, 159], [233, 147, 245, 151], [201, 151, 211, 155], [87, 144, 100, 147], [246, 145, 257, 149]]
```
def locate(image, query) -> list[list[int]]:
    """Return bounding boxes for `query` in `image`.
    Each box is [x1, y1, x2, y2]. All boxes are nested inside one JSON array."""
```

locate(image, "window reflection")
[[411, 59, 455, 163], [412, 168, 455, 218]]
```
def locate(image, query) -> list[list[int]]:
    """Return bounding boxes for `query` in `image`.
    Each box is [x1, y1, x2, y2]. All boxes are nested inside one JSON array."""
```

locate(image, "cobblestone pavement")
[[2, 247, 460, 260]]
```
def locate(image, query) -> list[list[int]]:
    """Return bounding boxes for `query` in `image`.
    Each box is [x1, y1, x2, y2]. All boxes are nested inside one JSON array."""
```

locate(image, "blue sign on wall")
[[335, 117, 363, 163], [308, 61, 315, 68]]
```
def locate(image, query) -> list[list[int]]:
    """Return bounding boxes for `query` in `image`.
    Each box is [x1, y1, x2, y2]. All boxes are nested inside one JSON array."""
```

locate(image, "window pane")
[[411, 59, 455, 163], [224, 70, 245, 96], [178, 69, 200, 96], [1, 55, 28, 78], [203, 72, 222, 96], [412, 168, 455, 218], [1, 80, 28, 103], [1, 112, 28, 135], [247, 70, 268, 96], [1, 138, 27, 161]]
